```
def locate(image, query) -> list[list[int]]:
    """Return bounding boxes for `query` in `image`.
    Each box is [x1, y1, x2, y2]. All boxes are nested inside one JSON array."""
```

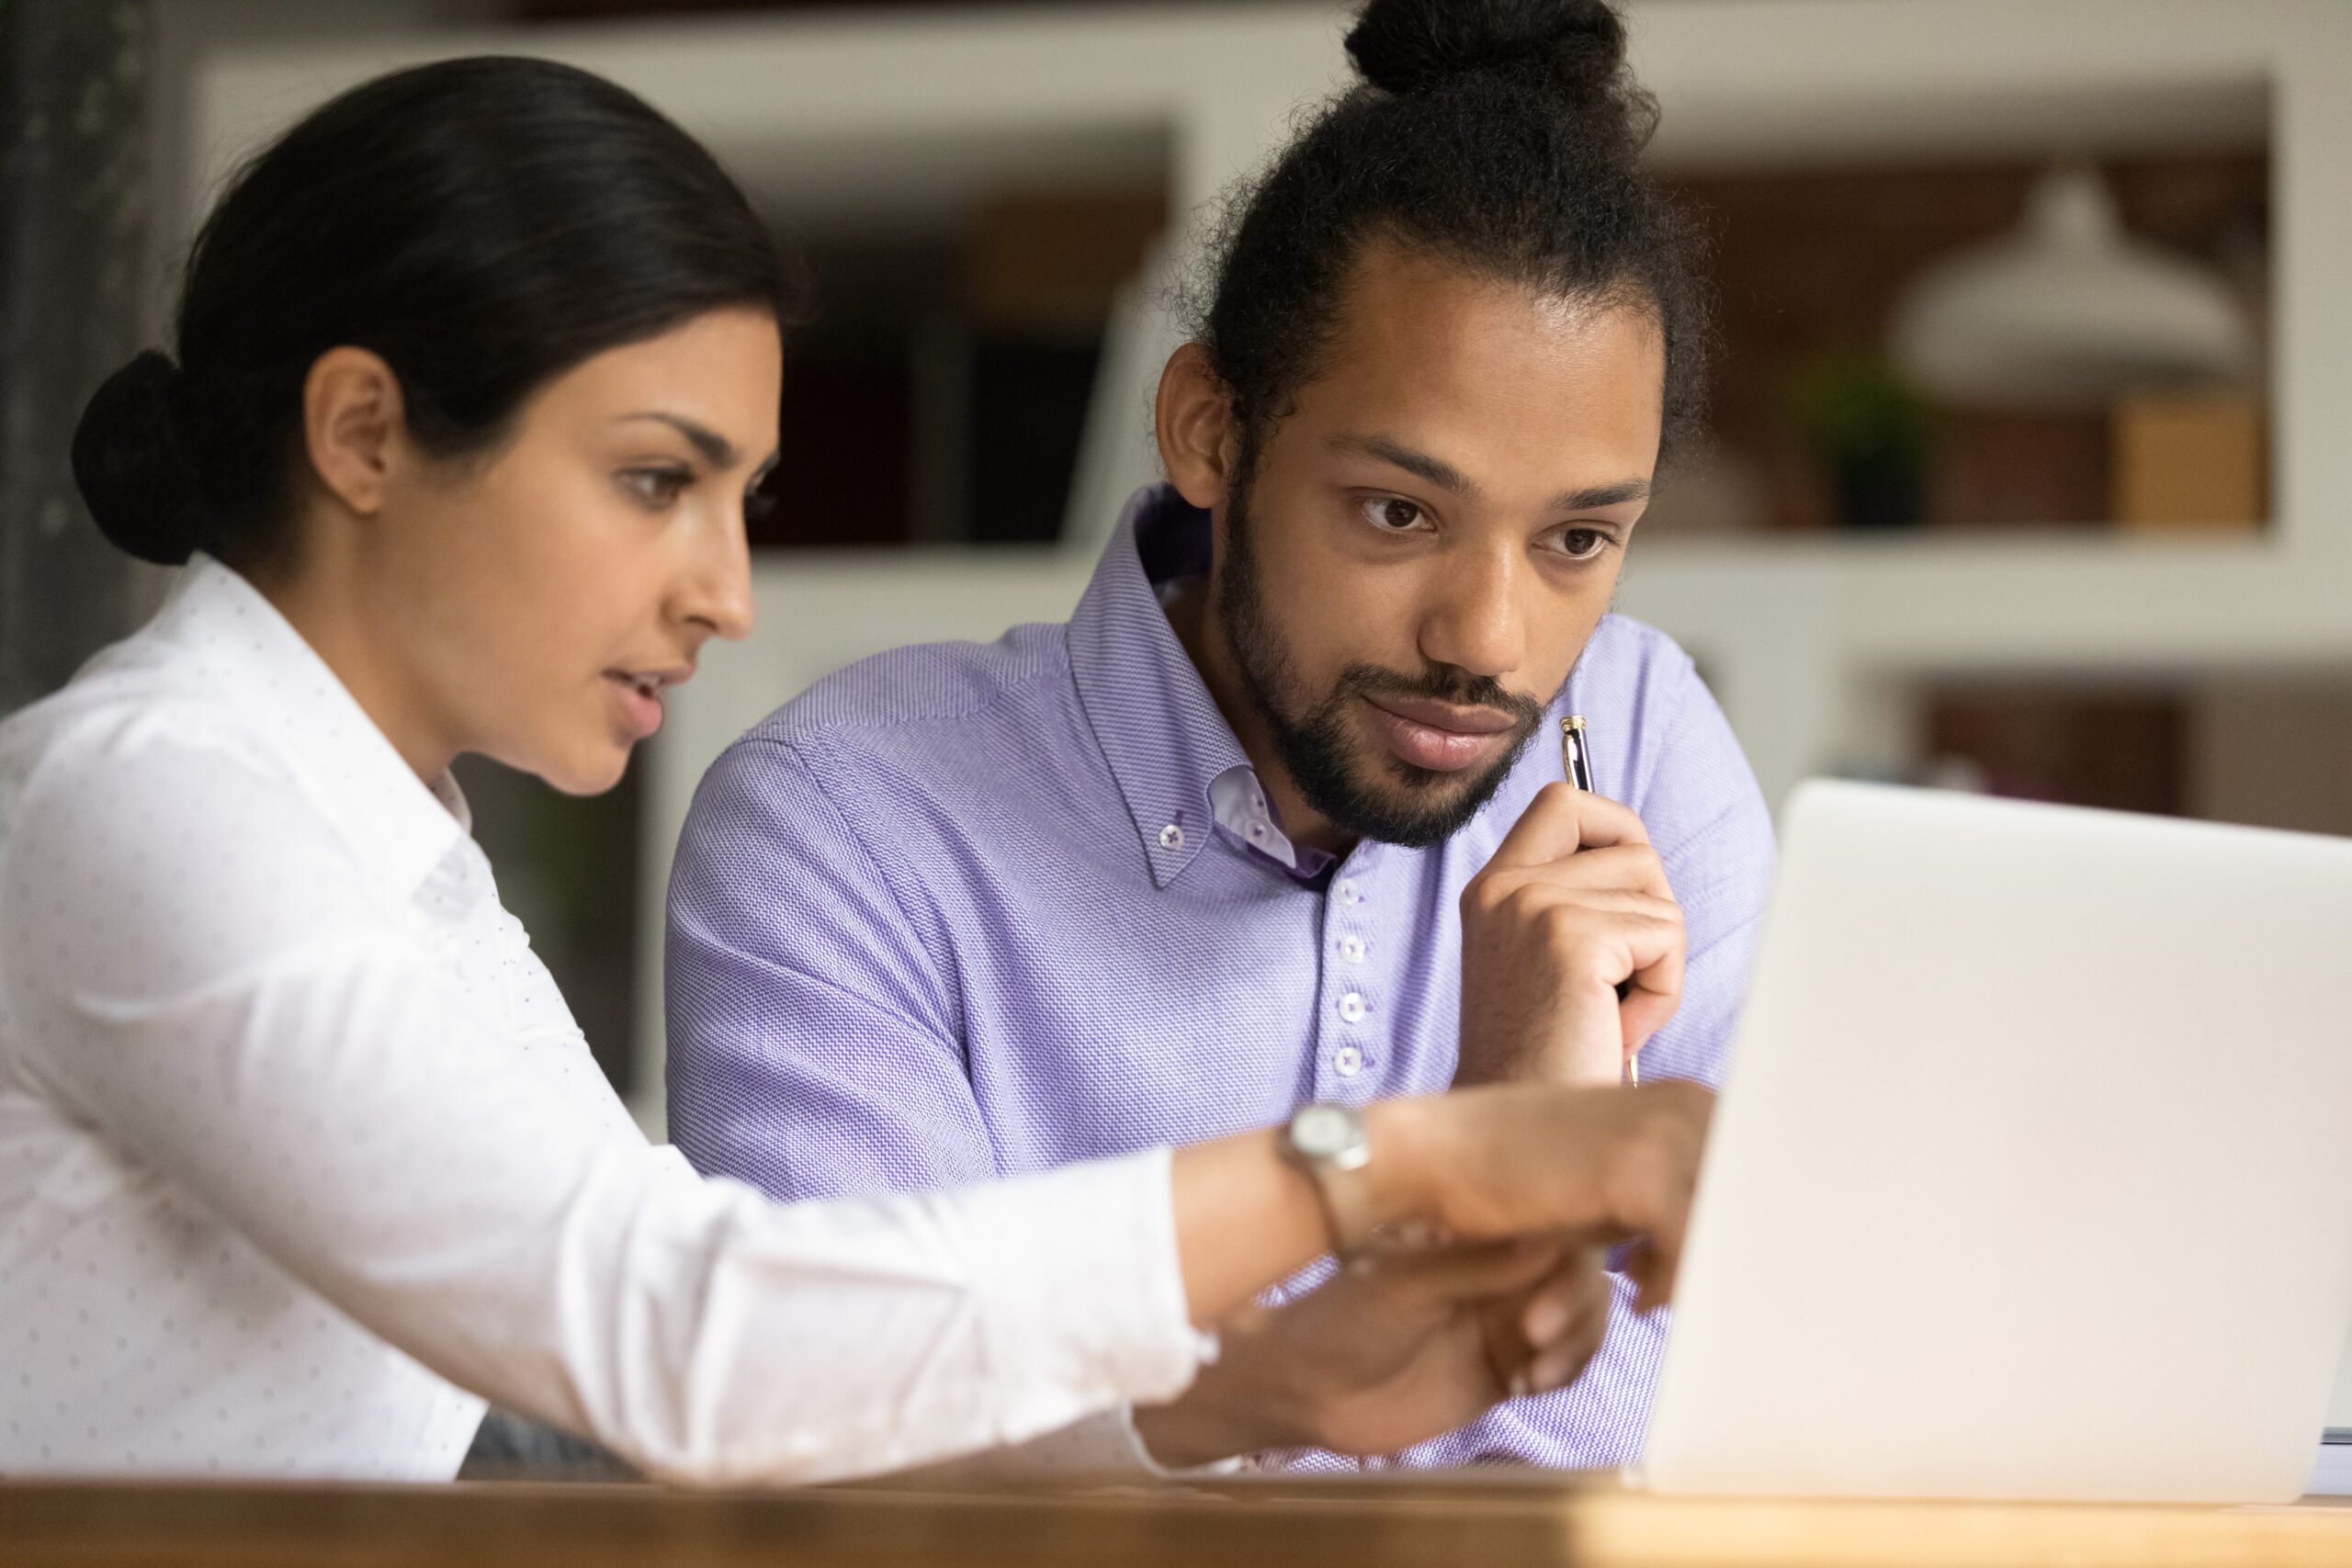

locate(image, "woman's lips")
[[1362, 694, 1517, 773], [607, 673, 666, 740], [605, 662, 695, 743]]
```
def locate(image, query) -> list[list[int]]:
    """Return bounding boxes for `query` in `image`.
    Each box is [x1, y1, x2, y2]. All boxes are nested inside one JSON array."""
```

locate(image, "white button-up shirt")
[[0, 556, 1199, 1483]]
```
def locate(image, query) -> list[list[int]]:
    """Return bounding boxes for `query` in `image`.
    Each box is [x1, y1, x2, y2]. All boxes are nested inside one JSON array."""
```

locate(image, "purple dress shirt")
[[666, 485, 1776, 1471]]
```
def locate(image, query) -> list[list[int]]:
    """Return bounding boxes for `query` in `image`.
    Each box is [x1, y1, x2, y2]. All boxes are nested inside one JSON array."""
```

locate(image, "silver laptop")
[[1640, 780, 2352, 1503]]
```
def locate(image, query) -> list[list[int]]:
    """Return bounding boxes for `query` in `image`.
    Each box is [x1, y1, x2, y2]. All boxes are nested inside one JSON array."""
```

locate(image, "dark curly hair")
[[1191, 0, 1707, 468]]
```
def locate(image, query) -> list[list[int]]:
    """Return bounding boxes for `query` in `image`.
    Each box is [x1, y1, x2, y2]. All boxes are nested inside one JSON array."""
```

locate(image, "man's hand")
[[1457, 782, 1686, 1088], [1134, 1235, 1612, 1467]]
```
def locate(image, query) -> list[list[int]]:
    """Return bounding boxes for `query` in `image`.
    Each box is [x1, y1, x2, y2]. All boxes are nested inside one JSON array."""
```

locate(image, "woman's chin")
[[535, 740, 634, 798]]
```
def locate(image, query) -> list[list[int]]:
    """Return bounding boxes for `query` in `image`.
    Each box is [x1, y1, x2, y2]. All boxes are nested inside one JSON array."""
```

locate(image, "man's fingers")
[[1500, 882, 1679, 923], [1523, 1315, 1608, 1395], [1519, 1253, 1606, 1347], [1540, 903, 1685, 995], [1527, 1266, 1611, 1393], [1501, 844, 1674, 902], [1481, 783, 1585, 872], [1489, 1255, 1613, 1399], [1621, 987, 1679, 1059], [1622, 934, 1687, 1054], [1482, 782, 1652, 874]]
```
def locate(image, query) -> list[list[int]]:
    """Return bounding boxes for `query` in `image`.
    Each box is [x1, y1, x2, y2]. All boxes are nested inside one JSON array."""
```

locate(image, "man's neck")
[[1159, 578, 1359, 860]]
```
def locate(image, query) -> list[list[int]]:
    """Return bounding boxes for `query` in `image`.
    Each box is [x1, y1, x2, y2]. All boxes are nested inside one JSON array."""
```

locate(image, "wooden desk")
[[6, 1475, 2352, 1568]]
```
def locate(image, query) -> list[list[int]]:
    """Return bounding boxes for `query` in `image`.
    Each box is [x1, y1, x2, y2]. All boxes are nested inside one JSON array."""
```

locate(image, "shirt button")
[[1159, 823, 1185, 851], [1335, 878, 1361, 907], [1334, 1044, 1363, 1077], [1338, 934, 1366, 964], [1338, 992, 1367, 1024], [1248, 822, 1268, 842]]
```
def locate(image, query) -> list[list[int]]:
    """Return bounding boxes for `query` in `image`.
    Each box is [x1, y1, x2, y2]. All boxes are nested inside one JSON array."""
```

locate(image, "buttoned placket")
[[1314, 846, 1389, 1100]]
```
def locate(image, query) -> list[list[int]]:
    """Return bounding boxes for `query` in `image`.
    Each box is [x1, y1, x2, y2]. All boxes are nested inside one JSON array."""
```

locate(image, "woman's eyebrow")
[[616, 412, 738, 468]]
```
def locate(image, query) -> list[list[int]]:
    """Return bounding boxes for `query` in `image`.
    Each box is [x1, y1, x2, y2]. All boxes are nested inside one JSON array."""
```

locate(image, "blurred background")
[[5, 1, 2347, 1211]]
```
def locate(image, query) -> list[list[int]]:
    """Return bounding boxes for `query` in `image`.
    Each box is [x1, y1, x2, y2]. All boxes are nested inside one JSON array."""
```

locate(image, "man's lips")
[[1361, 693, 1522, 773], [1363, 693, 1520, 736]]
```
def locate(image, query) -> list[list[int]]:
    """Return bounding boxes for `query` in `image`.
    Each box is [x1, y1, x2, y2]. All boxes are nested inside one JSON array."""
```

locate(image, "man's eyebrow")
[[1330, 434, 1650, 513], [617, 412, 739, 468], [1329, 434, 1478, 500], [1551, 478, 1651, 512]]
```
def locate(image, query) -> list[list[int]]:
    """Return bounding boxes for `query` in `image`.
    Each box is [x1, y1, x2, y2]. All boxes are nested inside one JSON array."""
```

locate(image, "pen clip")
[[1560, 715, 1594, 794]]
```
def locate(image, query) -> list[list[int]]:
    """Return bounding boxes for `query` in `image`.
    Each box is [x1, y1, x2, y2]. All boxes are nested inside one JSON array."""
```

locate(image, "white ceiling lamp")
[[1891, 163, 2253, 410]]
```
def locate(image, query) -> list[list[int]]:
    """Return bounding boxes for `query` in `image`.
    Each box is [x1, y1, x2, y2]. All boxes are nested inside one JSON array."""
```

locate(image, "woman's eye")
[[1556, 527, 1611, 561], [1360, 497, 1427, 533], [744, 482, 778, 528], [622, 468, 692, 509]]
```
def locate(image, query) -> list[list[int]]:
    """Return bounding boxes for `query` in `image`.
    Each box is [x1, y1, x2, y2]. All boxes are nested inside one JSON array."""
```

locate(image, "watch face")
[[1292, 1104, 1356, 1159]]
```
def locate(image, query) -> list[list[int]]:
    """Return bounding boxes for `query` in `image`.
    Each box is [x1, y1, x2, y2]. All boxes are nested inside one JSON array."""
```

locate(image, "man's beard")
[[1214, 468, 1549, 849]]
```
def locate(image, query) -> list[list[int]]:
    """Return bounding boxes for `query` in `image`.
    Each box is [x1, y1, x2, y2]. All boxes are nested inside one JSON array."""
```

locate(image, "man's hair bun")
[[71, 350, 204, 567], [1345, 0, 1633, 101]]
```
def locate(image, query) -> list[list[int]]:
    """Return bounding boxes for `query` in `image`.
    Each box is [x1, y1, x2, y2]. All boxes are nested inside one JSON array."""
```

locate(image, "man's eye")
[[622, 468, 692, 508], [1556, 527, 1611, 560], [1360, 497, 1427, 533]]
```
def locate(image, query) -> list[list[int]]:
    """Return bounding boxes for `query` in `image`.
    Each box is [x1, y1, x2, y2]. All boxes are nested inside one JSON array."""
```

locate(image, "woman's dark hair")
[[73, 56, 803, 568], [1193, 0, 1706, 468]]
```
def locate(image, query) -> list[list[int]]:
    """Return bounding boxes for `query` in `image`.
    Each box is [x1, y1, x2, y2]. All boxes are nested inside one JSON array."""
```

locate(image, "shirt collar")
[[1205, 763, 1336, 881], [143, 554, 471, 901], [1067, 486, 1259, 888]]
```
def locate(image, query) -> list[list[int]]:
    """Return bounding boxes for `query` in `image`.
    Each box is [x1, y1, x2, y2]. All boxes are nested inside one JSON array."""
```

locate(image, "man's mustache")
[[1334, 662, 1546, 726]]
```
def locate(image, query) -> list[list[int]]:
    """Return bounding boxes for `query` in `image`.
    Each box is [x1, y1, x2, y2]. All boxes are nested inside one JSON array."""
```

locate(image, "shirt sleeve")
[[665, 736, 1001, 1201], [0, 722, 1201, 1486], [1623, 649, 1777, 1092], [667, 739, 1238, 1481]]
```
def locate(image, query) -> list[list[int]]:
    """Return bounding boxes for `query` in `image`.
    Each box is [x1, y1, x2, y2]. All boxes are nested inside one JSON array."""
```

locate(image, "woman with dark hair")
[[0, 52, 1706, 1483]]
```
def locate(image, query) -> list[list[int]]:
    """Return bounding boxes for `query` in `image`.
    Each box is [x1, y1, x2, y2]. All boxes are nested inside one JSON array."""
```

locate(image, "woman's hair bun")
[[1345, 0, 1631, 100], [71, 349, 203, 567]]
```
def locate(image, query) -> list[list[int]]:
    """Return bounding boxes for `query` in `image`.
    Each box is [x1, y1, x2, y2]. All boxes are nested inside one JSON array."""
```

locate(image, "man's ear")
[[300, 346, 408, 519], [1154, 342, 1242, 512]]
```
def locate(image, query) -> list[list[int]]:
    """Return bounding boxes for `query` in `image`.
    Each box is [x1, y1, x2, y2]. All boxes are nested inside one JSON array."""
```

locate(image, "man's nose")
[[1417, 545, 1525, 681]]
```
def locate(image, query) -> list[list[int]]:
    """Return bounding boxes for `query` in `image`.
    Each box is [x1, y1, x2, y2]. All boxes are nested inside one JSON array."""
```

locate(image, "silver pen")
[[1560, 716, 1636, 1086]]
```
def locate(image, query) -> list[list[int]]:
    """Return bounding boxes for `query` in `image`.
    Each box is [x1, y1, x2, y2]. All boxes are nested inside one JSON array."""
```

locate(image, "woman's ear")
[[300, 346, 408, 518], [1154, 343, 1242, 512]]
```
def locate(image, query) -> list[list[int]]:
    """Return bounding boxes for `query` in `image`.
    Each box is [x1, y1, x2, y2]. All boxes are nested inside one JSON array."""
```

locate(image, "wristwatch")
[[1281, 1102, 1378, 1258]]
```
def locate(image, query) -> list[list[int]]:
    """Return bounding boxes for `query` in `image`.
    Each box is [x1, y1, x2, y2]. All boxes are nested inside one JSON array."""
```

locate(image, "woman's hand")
[[1367, 1078, 1713, 1313], [1170, 1081, 1712, 1332]]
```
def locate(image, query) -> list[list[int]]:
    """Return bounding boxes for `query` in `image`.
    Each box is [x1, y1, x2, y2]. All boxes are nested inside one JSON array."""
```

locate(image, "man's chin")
[[1317, 756, 1507, 848]]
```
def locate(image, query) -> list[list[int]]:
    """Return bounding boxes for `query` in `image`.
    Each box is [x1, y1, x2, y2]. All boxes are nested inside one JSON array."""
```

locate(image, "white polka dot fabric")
[[0, 554, 1202, 1482], [667, 485, 1778, 1473]]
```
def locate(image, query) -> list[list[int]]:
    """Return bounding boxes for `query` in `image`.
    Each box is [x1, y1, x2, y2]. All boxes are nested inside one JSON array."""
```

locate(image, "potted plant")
[[1792, 351, 1935, 530]]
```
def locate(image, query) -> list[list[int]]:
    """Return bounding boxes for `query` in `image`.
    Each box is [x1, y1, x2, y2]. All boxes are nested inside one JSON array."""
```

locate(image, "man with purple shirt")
[[667, 0, 1773, 1472]]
